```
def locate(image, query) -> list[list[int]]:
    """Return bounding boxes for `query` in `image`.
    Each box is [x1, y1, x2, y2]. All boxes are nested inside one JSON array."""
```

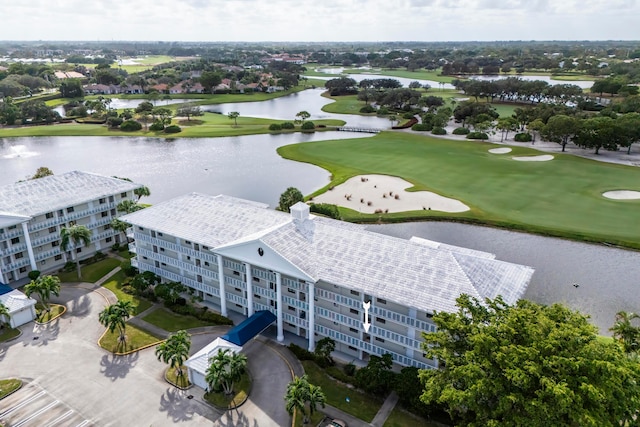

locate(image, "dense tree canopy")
[[420, 295, 640, 427], [278, 187, 304, 213]]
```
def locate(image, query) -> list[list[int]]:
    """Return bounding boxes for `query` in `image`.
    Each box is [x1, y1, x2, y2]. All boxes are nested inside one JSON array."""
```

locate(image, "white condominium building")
[[0, 171, 142, 284], [122, 193, 534, 369]]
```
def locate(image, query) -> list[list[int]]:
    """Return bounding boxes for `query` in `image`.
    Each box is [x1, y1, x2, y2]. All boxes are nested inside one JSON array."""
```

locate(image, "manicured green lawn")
[[302, 360, 381, 422], [142, 307, 212, 332], [101, 271, 152, 315], [99, 323, 162, 353], [166, 366, 190, 388], [35, 304, 65, 323], [0, 379, 22, 399], [279, 132, 640, 248], [383, 407, 442, 427], [56, 257, 121, 283], [204, 370, 251, 409], [321, 94, 373, 115], [118, 249, 134, 259], [0, 328, 20, 343]]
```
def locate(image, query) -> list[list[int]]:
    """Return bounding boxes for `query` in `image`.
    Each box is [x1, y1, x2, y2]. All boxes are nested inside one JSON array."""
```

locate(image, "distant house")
[[84, 84, 114, 95], [54, 71, 86, 80], [122, 85, 143, 94], [169, 83, 184, 94], [151, 84, 169, 94], [0, 283, 37, 328]]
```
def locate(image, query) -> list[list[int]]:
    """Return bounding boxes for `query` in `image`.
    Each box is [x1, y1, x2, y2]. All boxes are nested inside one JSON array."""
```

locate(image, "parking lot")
[[0, 382, 93, 427]]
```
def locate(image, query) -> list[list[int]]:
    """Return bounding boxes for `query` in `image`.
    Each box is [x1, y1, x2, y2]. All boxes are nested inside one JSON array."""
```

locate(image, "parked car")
[[331, 420, 347, 427]]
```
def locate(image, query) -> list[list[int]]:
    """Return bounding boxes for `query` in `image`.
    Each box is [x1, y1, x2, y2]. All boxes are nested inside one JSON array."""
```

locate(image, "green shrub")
[[344, 363, 357, 376], [301, 121, 315, 130], [466, 131, 489, 140], [120, 120, 142, 132], [122, 265, 138, 277], [309, 203, 340, 219], [288, 343, 315, 361], [164, 125, 181, 134], [360, 105, 376, 113], [326, 365, 357, 385], [269, 123, 282, 131], [377, 107, 389, 115], [63, 261, 75, 272], [402, 112, 416, 119], [431, 127, 447, 135], [514, 132, 533, 142], [281, 122, 295, 129], [149, 121, 165, 131], [453, 127, 470, 135], [411, 123, 432, 131], [107, 117, 123, 128], [28, 270, 41, 281]]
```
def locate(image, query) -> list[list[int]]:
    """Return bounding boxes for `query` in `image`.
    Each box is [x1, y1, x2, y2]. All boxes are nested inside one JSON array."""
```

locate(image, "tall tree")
[[420, 295, 640, 427], [295, 111, 310, 123], [610, 311, 640, 354], [30, 166, 54, 180], [111, 218, 130, 244], [24, 275, 60, 314], [278, 187, 304, 213], [99, 300, 135, 348], [117, 200, 144, 214], [541, 114, 580, 152], [60, 225, 92, 279], [227, 111, 240, 127], [205, 349, 247, 395], [284, 374, 326, 425], [133, 186, 151, 201], [0, 301, 11, 329], [155, 330, 191, 380], [175, 103, 203, 121]]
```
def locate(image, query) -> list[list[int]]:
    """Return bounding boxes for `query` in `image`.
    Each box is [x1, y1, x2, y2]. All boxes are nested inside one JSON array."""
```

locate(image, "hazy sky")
[[2, 0, 639, 42]]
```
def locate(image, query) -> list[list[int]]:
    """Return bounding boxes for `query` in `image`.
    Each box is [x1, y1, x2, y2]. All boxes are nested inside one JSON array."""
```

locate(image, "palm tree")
[[306, 383, 326, 421], [285, 375, 311, 424], [0, 302, 11, 329], [99, 300, 135, 348], [133, 186, 151, 201], [227, 111, 240, 127], [610, 311, 640, 353], [155, 330, 191, 380], [205, 349, 247, 395], [60, 224, 92, 279], [111, 218, 130, 245], [24, 275, 60, 314], [117, 200, 144, 214]]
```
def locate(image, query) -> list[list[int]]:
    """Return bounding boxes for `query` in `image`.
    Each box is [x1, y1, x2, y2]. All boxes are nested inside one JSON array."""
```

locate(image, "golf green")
[[278, 132, 640, 248]]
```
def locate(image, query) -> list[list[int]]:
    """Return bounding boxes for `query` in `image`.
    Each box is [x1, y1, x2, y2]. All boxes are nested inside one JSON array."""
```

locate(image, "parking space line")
[[13, 400, 59, 427], [44, 409, 74, 427], [0, 390, 46, 417]]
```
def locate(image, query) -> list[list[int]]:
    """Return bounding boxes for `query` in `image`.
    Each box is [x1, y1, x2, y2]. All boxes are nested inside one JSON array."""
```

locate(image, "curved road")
[[0, 285, 292, 427]]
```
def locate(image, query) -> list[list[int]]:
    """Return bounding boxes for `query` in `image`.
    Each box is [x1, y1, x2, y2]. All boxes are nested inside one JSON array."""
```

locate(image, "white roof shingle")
[[0, 171, 143, 218], [123, 193, 534, 314]]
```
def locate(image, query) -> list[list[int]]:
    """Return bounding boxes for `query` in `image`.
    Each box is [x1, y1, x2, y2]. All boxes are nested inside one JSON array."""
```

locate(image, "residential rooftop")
[[0, 171, 143, 219], [123, 193, 534, 314]]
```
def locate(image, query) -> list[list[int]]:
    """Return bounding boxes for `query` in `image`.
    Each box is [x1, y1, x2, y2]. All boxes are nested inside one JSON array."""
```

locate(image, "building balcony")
[[128, 243, 137, 254]]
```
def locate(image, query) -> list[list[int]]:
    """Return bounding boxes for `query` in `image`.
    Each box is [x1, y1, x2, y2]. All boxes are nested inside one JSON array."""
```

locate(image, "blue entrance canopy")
[[0, 283, 13, 295], [222, 310, 277, 346]]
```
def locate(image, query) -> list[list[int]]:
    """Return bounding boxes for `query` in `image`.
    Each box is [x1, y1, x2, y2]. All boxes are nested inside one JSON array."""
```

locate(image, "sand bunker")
[[313, 175, 470, 213], [489, 147, 512, 154], [602, 190, 640, 200], [512, 155, 554, 162]]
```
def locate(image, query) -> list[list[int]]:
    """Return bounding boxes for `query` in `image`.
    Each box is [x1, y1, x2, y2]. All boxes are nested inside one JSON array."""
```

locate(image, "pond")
[[370, 222, 640, 335], [0, 131, 372, 208], [468, 74, 595, 89], [203, 88, 391, 129]]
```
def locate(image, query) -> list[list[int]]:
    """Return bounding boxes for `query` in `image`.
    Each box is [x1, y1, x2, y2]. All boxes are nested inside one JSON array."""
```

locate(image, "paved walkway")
[[370, 391, 399, 427]]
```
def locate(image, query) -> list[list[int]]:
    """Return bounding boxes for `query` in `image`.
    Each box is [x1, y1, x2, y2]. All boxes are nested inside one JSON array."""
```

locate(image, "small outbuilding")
[[0, 283, 37, 328]]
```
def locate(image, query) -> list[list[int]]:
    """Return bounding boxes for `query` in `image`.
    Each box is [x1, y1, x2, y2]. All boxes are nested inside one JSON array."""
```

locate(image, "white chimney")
[[289, 201, 310, 221]]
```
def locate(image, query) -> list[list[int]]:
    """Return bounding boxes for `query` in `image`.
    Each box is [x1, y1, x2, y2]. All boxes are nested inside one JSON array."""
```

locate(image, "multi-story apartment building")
[[0, 171, 142, 284], [122, 193, 534, 369]]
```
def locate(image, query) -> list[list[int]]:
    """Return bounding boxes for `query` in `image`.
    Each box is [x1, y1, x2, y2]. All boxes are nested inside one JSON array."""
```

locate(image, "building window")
[[269, 282, 275, 290], [426, 313, 433, 319], [160, 248, 165, 252], [233, 271, 240, 276], [76, 248, 82, 253], [104, 224, 111, 230], [138, 227, 144, 231], [99, 198, 106, 204], [101, 211, 108, 218], [11, 237, 20, 244], [106, 237, 113, 243], [185, 240, 191, 245], [349, 327, 358, 333], [234, 287, 242, 292], [376, 298, 387, 304], [204, 261, 210, 267], [121, 192, 127, 198], [203, 245, 209, 250], [288, 305, 296, 311], [350, 308, 358, 315], [55, 254, 62, 261], [253, 277, 260, 283], [15, 252, 24, 259], [350, 290, 360, 296], [375, 337, 385, 343], [46, 212, 54, 219], [376, 317, 385, 324], [348, 345, 358, 352], [254, 294, 261, 299], [49, 226, 57, 233], [52, 241, 59, 247], [111, 209, 116, 215], [158, 232, 163, 237], [40, 260, 46, 266], [161, 263, 167, 266], [67, 207, 75, 213], [288, 288, 295, 294], [235, 304, 243, 308], [19, 267, 27, 273]]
